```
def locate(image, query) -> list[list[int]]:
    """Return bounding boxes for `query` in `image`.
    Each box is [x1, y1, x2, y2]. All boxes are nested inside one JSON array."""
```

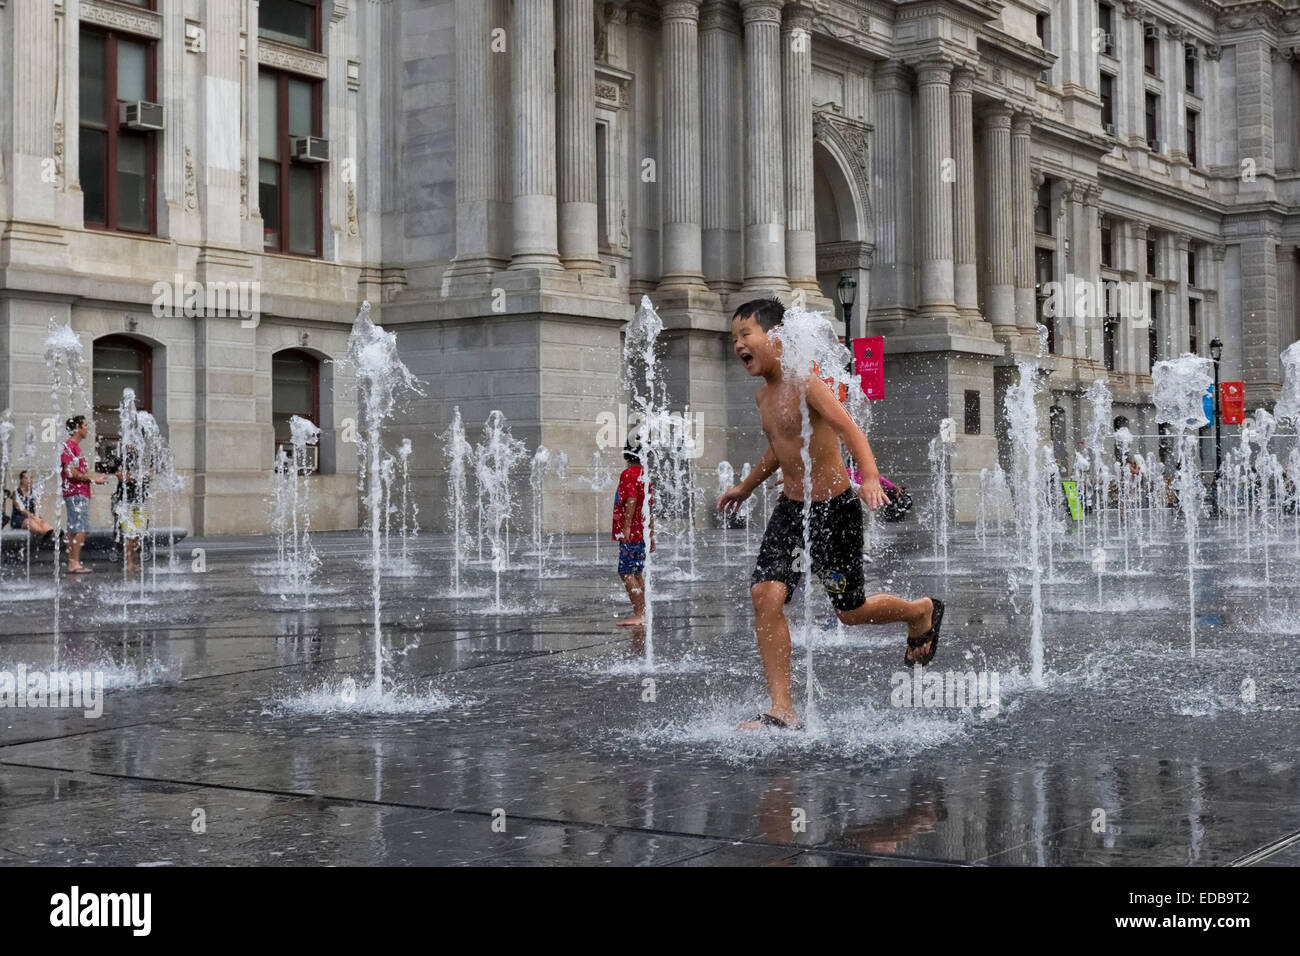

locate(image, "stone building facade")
[[3, 0, 1299, 532]]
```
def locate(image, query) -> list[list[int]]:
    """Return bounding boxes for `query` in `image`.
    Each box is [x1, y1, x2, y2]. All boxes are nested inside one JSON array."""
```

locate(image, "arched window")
[[272, 349, 320, 472], [93, 335, 152, 460]]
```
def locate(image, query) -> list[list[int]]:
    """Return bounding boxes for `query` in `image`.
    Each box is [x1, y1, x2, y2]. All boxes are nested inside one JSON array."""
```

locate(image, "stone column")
[[700, 1, 744, 292], [1012, 110, 1037, 332], [782, 3, 817, 293], [557, 0, 601, 273], [657, 0, 707, 290], [1175, 234, 1192, 353], [450, 0, 504, 275], [981, 104, 1015, 331], [1080, 184, 1103, 361], [872, 61, 915, 318], [1131, 222, 1150, 371], [916, 59, 955, 316], [951, 65, 978, 318], [510, 0, 562, 270], [739, 0, 788, 294]]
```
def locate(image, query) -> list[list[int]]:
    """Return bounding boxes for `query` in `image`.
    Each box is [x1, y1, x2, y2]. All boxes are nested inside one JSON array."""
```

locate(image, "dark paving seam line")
[[1228, 828, 1300, 866], [0, 759, 972, 867], [0, 719, 162, 753]]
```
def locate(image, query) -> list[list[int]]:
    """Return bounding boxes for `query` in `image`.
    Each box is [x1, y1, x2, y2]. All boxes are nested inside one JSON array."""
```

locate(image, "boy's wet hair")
[[731, 297, 785, 332], [65, 414, 86, 433]]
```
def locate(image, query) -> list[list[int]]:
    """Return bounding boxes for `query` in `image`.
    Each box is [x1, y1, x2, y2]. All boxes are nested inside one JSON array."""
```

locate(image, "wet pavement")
[[1, 517, 1298, 866]]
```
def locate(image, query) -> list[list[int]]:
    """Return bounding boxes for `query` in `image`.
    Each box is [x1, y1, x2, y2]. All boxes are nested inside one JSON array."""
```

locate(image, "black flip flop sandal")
[[905, 598, 944, 668], [748, 712, 796, 730]]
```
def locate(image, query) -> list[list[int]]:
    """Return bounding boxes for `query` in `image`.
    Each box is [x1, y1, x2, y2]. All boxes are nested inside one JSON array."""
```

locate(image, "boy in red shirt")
[[613, 443, 654, 627]]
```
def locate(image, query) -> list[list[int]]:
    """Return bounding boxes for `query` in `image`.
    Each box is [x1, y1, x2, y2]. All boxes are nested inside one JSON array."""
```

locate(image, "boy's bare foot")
[[739, 707, 800, 731], [616, 615, 644, 627]]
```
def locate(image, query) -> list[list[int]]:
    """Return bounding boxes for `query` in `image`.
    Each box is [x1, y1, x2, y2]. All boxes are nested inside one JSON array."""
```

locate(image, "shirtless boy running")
[[716, 298, 943, 731]]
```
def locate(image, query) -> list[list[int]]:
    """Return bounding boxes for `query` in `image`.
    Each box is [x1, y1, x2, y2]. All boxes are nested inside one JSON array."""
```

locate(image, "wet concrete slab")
[[1, 522, 1298, 866]]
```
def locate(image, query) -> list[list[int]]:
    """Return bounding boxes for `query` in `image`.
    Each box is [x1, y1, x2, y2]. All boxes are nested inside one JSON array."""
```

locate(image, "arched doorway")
[[812, 129, 871, 337], [92, 334, 164, 462], [272, 348, 322, 473]]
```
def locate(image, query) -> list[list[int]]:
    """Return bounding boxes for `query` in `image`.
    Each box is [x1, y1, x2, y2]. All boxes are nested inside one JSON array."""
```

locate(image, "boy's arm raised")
[[804, 374, 888, 510]]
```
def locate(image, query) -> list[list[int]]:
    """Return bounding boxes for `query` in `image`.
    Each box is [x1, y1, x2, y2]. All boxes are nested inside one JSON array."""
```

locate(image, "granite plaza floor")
[[1, 519, 1297, 867]]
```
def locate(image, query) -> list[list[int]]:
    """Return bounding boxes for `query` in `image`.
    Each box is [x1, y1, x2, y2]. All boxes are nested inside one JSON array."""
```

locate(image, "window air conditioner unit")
[[1145, 23, 1159, 38], [297, 445, 319, 474], [1147, 137, 1162, 152], [120, 101, 165, 131], [291, 136, 330, 164], [1104, 123, 1117, 136], [1184, 43, 1198, 58], [1040, 70, 1052, 83], [1102, 33, 1115, 56]]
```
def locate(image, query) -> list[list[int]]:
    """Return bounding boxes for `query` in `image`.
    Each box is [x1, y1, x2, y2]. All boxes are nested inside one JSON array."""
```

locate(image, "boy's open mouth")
[[738, 347, 754, 370]]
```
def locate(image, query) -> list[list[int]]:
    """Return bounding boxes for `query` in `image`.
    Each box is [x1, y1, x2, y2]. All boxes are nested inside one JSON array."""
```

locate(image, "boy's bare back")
[[756, 374, 853, 503]]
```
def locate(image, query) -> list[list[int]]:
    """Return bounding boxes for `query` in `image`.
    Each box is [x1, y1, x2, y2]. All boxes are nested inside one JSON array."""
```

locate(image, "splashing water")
[[624, 296, 666, 667], [475, 410, 528, 610], [1005, 349, 1045, 686], [769, 303, 854, 728], [44, 320, 88, 651], [1153, 353, 1213, 657], [441, 406, 474, 595], [343, 302, 424, 695]]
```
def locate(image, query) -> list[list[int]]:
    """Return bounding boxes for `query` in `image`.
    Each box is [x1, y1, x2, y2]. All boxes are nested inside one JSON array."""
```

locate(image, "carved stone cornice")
[[1121, 1, 1144, 22], [699, 0, 741, 33], [660, 0, 702, 22], [739, 0, 784, 26], [80, 0, 162, 38], [1220, 4, 1282, 33], [257, 38, 328, 79], [1204, 44, 1222, 60], [815, 239, 873, 272]]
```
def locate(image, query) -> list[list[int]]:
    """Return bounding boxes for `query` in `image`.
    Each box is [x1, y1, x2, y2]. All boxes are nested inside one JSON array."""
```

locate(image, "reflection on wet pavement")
[[1, 525, 1297, 865]]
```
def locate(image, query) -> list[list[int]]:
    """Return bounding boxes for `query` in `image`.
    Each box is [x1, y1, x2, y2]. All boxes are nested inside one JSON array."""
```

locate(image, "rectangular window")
[[1145, 92, 1160, 146], [595, 122, 608, 251], [1146, 232, 1158, 277], [1186, 109, 1198, 166], [964, 390, 981, 435], [1100, 73, 1115, 128], [78, 27, 157, 234], [1099, 4, 1115, 53], [1100, 220, 1113, 268], [1144, 28, 1158, 76], [1034, 180, 1053, 236], [259, 70, 322, 257], [1185, 46, 1197, 94], [1103, 318, 1117, 371], [1036, 247, 1056, 354], [1189, 299, 1199, 355], [258, 0, 320, 51], [1187, 248, 1197, 286]]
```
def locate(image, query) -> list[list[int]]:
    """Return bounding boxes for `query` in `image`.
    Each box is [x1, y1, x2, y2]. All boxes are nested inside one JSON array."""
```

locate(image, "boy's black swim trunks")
[[751, 487, 866, 612]]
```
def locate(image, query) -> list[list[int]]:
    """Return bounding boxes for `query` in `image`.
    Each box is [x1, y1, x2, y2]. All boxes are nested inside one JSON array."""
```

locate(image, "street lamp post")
[[837, 272, 857, 373], [1210, 337, 1223, 515]]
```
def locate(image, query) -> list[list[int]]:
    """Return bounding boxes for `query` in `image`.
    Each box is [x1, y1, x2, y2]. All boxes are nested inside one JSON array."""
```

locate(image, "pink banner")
[[854, 336, 885, 400]]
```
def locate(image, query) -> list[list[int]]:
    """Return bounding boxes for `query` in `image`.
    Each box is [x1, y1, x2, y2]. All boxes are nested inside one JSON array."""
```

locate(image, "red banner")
[[854, 336, 885, 400], [1221, 381, 1245, 425]]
